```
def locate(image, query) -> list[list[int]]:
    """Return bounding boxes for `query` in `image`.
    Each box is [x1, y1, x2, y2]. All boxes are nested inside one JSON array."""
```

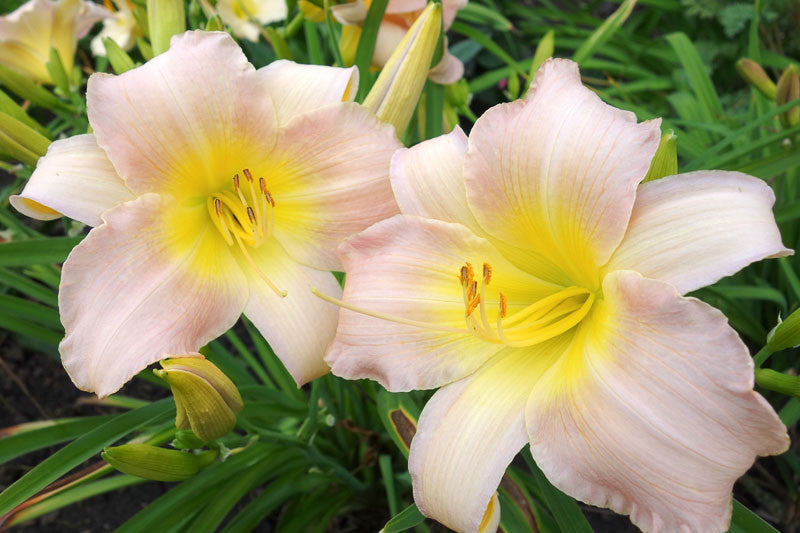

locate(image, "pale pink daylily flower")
[[324, 59, 792, 532], [90, 0, 141, 57], [216, 0, 287, 42], [0, 0, 108, 83], [11, 30, 400, 398], [333, 0, 466, 85]]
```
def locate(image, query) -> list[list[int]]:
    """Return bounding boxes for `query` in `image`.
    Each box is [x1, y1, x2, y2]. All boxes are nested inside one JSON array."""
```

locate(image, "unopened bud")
[[767, 307, 800, 353], [172, 429, 206, 450], [45, 47, 70, 93], [205, 14, 223, 32], [155, 355, 243, 442], [754, 368, 800, 398], [363, 2, 442, 136], [642, 130, 678, 182], [0, 111, 51, 166], [0, 65, 70, 111], [299, 0, 325, 23], [776, 64, 800, 128], [146, 0, 185, 56], [102, 443, 217, 481], [736, 58, 776, 100], [527, 30, 554, 93]]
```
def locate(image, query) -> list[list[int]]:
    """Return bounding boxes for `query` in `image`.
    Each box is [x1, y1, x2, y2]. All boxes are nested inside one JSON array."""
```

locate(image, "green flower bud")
[[527, 30, 554, 91], [45, 47, 70, 94], [0, 111, 51, 166], [205, 15, 224, 32], [364, 2, 443, 136], [767, 307, 800, 353], [0, 65, 70, 111], [102, 444, 217, 481], [642, 130, 678, 182], [172, 429, 206, 450], [155, 355, 243, 442], [776, 64, 800, 128], [754, 368, 800, 398], [736, 58, 776, 100], [146, 0, 186, 56]]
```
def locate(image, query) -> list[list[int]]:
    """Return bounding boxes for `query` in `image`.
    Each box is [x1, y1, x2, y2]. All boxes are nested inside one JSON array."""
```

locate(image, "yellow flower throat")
[[207, 168, 286, 297]]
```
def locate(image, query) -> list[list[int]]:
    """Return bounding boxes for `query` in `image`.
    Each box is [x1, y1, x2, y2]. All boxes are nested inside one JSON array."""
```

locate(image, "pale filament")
[[311, 261, 593, 347], [207, 169, 285, 298]]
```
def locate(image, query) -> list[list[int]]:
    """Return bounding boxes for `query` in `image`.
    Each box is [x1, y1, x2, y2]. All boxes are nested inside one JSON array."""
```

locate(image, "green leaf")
[[381, 502, 426, 532], [572, 0, 637, 65], [0, 267, 58, 306], [424, 80, 444, 139], [729, 499, 779, 533], [524, 452, 593, 533], [0, 416, 114, 464], [354, 0, 389, 100], [0, 399, 173, 515], [665, 32, 723, 122], [0, 237, 81, 267], [0, 64, 72, 111]]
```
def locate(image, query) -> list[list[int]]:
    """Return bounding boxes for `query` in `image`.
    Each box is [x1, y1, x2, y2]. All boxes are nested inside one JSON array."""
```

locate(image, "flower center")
[[459, 262, 594, 348], [207, 169, 286, 297]]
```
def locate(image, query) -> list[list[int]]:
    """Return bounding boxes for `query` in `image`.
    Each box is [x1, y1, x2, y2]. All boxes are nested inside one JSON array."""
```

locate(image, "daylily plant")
[[90, 0, 141, 57], [0, 0, 108, 84], [333, 0, 466, 84], [324, 59, 792, 532], [216, 0, 287, 42], [11, 30, 400, 398]]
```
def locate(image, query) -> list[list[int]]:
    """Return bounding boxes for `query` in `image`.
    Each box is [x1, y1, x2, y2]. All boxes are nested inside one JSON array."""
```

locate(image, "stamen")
[[243, 168, 253, 182], [214, 197, 222, 216], [247, 206, 256, 224], [460, 265, 470, 286], [232, 229, 287, 298], [466, 294, 481, 317], [233, 173, 240, 191], [259, 177, 266, 193], [312, 289, 471, 335], [483, 263, 492, 284], [467, 281, 477, 302], [499, 292, 507, 318]]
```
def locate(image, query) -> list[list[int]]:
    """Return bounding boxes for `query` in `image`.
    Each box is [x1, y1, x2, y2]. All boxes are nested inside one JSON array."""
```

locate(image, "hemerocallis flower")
[[216, 0, 287, 42], [333, 0, 466, 84], [0, 0, 108, 84], [11, 30, 400, 398], [90, 0, 141, 57], [323, 59, 792, 532]]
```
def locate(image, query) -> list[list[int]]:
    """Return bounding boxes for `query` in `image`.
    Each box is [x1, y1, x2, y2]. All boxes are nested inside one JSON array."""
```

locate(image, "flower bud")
[[146, 0, 185, 56], [0, 111, 51, 166], [299, 0, 325, 23], [155, 355, 243, 442], [102, 443, 217, 481], [45, 47, 70, 94], [736, 58, 776, 100], [642, 130, 678, 183], [754, 369, 800, 398], [776, 64, 800, 128], [527, 30, 554, 93], [363, 2, 442, 136], [767, 307, 800, 353]]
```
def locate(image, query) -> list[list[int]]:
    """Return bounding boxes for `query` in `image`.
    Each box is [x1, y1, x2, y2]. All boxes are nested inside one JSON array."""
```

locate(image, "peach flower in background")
[[216, 0, 287, 42], [0, 0, 108, 83], [90, 0, 141, 57], [333, 0, 466, 84], [11, 30, 400, 398], [324, 59, 792, 532]]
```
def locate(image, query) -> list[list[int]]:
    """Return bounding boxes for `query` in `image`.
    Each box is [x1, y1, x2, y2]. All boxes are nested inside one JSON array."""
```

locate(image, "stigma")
[[460, 262, 594, 347], [207, 169, 286, 298]]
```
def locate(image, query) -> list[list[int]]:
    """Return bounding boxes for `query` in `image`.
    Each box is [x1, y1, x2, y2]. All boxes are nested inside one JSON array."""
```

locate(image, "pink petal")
[[390, 126, 480, 231], [526, 270, 789, 532], [326, 214, 558, 391], [258, 60, 358, 126], [242, 239, 342, 386], [267, 102, 400, 271], [386, 0, 426, 14], [607, 170, 792, 294], [428, 45, 464, 84], [464, 59, 661, 288], [410, 337, 569, 532], [10, 134, 134, 226], [331, 1, 368, 25], [60, 194, 249, 397], [87, 30, 277, 196], [441, 0, 467, 29]]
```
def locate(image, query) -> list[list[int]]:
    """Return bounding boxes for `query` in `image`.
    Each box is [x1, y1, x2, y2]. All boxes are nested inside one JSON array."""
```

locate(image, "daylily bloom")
[[324, 59, 792, 532], [0, 0, 108, 84], [90, 0, 141, 57], [216, 0, 287, 42], [333, 0, 466, 84], [11, 30, 400, 398]]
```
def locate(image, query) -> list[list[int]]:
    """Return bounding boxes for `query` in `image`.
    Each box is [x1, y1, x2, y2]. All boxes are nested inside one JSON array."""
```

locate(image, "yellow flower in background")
[[323, 59, 792, 532], [11, 31, 400, 398], [217, 0, 287, 42], [0, 0, 108, 83], [90, 0, 141, 57], [333, 0, 467, 84]]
